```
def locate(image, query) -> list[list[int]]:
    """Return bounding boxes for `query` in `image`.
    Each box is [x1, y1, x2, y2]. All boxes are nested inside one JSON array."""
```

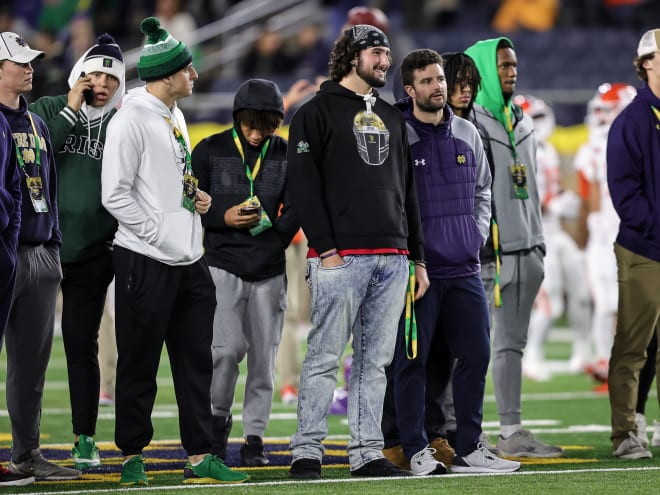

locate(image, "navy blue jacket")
[[396, 98, 491, 279], [608, 84, 660, 261], [0, 96, 60, 247]]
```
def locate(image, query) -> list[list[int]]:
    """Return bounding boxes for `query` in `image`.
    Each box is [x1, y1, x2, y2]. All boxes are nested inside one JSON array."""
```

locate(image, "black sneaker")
[[351, 457, 414, 477], [240, 436, 269, 467], [289, 458, 321, 479], [0, 466, 34, 486]]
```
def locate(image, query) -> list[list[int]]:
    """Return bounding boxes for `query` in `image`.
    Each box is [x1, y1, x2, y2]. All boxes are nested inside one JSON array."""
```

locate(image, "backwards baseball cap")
[[82, 33, 124, 81], [637, 28, 660, 58], [0, 32, 44, 64], [137, 17, 192, 81], [349, 24, 389, 51]]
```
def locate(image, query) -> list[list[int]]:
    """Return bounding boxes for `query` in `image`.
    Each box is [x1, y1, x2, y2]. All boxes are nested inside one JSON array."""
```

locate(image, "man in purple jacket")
[[606, 28, 660, 460], [389, 48, 520, 475]]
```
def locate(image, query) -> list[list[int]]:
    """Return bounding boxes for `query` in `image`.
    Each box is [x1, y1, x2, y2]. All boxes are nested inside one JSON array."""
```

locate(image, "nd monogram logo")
[[457, 154, 466, 165]]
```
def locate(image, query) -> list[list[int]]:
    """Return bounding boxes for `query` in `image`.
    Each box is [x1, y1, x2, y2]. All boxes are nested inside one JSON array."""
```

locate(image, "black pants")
[[61, 249, 114, 436], [112, 246, 216, 456], [637, 332, 658, 414]]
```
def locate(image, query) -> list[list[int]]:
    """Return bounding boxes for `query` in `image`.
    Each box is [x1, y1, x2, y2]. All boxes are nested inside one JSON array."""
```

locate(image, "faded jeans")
[[290, 254, 408, 470]]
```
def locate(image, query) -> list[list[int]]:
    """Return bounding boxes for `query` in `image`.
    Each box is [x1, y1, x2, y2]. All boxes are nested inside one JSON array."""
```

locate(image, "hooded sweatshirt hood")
[[67, 39, 126, 117], [232, 78, 284, 119], [465, 37, 514, 130]]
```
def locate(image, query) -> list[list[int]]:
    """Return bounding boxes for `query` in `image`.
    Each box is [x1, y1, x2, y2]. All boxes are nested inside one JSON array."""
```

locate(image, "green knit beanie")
[[137, 17, 193, 81]]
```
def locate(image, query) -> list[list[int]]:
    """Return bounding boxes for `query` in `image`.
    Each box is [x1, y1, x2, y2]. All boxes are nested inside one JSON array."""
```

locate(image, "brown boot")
[[382, 445, 410, 470], [429, 437, 455, 467]]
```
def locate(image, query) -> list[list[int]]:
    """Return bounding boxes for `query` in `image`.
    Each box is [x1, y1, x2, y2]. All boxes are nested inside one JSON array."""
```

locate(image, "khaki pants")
[[609, 243, 660, 448]]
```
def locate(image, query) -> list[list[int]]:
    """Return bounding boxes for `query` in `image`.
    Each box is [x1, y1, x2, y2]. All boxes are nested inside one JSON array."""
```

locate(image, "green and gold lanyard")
[[404, 261, 418, 359], [504, 105, 528, 200], [232, 127, 270, 199], [164, 116, 197, 213], [651, 105, 660, 127], [14, 111, 48, 212], [232, 127, 274, 236]]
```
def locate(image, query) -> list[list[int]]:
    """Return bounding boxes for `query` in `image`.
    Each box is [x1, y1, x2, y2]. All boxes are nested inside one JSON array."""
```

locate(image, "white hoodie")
[[101, 86, 203, 266]]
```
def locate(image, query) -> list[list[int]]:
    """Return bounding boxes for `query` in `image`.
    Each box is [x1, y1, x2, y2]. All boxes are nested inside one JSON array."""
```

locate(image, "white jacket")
[[102, 86, 203, 266]]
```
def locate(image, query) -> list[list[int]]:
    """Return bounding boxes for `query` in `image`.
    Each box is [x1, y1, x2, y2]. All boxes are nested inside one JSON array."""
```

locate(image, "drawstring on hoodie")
[[357, 92, 376, 113], [84, 104, 105, 153]]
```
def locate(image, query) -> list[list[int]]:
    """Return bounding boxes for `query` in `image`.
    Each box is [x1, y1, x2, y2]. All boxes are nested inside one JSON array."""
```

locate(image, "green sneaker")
[[119, 455, 148, 486], [72, 435, 101, 470], [183, 454, 249, 484]]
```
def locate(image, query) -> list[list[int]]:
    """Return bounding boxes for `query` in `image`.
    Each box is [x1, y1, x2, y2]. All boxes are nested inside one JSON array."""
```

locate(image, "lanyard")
[[503, 105, 519, 162], [652, 105, 660, 124], [232, 127, 270, 198], [13, 111, 42, 174], [164, 116, 192, 175], [404, 261, 418, 360]]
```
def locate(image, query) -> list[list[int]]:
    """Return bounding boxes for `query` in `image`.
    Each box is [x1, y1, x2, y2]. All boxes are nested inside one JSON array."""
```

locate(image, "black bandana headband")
[[349, 24, 389, 50]]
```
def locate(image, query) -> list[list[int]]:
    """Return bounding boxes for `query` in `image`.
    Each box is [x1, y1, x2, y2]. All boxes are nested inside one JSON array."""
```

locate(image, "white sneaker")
[[451, 445, 521, 474], [613, 431, 652, 459], [478, 432, 502, 456], [496, 429, 564, 458], [409, 447, 447, 476], [652, 420, 660, 447], [635, 413, 649, 448]]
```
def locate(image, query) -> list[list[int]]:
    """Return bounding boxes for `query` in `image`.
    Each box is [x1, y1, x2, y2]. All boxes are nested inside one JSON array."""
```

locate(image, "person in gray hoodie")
[[464, 37, 562, 458], [101, 17, 248, 486]]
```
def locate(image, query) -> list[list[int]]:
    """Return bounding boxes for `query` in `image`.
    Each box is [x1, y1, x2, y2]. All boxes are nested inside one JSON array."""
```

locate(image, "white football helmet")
[[515, 94, 556, 142], [585, 82, 636, 130]]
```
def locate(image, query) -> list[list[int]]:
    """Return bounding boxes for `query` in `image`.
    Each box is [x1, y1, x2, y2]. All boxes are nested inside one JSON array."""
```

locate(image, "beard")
[[416, 96, 445, 113], [356, 59, 387, 88]]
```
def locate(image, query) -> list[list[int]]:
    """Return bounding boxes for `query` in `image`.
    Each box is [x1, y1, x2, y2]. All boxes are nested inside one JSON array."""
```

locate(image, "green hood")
[[465, 37, 514, 130]]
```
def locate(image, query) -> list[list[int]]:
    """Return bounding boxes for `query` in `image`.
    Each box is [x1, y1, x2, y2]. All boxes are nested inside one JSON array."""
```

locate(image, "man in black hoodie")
[[286, 24, 427, 479], [191, 78, 298, 468]]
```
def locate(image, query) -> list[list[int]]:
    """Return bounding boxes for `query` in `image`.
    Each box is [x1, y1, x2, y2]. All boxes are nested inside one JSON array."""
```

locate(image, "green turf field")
[[0, 329, 658, 494]]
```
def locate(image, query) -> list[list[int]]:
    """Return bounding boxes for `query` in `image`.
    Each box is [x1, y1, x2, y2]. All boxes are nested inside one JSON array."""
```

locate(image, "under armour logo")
[[414, 158, 426, 166]]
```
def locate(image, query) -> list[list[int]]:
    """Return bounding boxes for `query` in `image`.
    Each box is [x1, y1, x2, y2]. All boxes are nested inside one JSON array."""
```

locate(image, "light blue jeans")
[[290, 254, 408, 470]]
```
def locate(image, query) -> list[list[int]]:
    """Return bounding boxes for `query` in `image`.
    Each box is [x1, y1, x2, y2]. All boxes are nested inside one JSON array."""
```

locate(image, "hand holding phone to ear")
[[67, 72, 94, 110]]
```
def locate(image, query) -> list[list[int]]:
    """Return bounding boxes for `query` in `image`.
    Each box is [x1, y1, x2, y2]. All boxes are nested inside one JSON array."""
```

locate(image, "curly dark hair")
[[329, 29, 360, 82], [235, 108, 282, 134], [400, 49, 444, 88]]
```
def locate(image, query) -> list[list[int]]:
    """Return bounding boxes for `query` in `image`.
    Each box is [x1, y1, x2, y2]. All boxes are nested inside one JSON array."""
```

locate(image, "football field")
[[0, 329, 658, 494]]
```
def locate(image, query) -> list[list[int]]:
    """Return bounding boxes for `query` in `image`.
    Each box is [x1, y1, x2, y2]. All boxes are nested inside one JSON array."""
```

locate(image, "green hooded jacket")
[[464, 37, 544, 253], [465, 37, 515, 131]]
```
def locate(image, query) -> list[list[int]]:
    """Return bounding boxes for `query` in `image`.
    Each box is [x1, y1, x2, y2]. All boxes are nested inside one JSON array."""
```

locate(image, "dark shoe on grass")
[[290, 458, 321, 479], [350, 457, 414, 477], [240, 436, 269, 467]]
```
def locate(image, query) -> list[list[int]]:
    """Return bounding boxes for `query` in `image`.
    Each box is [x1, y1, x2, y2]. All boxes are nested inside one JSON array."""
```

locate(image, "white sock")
[[500, 424, 522, 439]]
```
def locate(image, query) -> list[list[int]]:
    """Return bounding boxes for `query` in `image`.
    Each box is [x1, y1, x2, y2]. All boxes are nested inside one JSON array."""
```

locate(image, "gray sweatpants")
[[5, 244, 62, 461], [482, 249, 544, 427], [209, 267, 286, 438]]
